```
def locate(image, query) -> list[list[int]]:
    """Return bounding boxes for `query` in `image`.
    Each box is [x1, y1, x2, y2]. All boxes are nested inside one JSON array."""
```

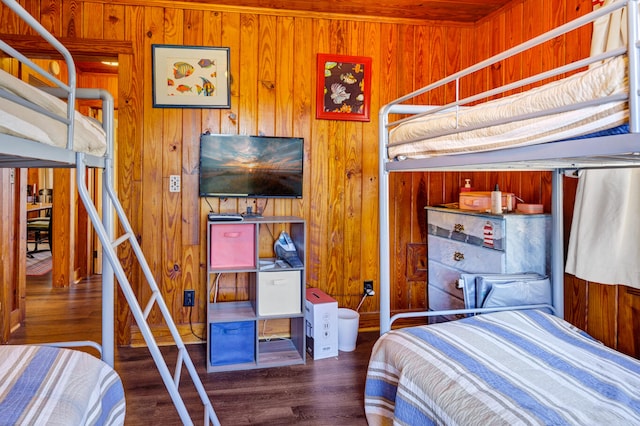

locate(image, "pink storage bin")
[[210, 224, 255, 269]]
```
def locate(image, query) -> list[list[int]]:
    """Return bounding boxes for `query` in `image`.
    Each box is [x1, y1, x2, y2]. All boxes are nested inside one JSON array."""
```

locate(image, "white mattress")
[[0, 69, 107, 156], [387, 56, 628, 159]]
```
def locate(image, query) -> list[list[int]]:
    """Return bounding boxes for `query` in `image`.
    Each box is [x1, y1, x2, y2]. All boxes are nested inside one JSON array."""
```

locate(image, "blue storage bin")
[[210, 321, 255, 366]]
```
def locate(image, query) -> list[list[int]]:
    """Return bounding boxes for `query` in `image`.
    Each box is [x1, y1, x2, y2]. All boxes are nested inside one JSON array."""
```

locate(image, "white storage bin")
[[258, 270, 301, 316]]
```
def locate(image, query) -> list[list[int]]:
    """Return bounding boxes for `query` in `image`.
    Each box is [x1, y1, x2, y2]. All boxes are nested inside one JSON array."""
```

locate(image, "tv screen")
[[199, 133, 304, 198]]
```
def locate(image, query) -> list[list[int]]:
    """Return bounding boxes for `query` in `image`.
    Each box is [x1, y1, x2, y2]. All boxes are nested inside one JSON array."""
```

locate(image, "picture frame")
[[152, 44, 231, 108], [316, 53, 371, 122]]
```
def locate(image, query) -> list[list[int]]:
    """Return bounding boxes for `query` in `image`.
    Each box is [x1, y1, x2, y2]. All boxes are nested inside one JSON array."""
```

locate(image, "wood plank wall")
[[1, 0, 637, 355]]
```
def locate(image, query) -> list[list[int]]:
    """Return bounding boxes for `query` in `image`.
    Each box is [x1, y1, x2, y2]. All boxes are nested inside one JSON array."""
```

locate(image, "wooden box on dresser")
[[206, 216, 306, 372], [426, 206, 551, 322]]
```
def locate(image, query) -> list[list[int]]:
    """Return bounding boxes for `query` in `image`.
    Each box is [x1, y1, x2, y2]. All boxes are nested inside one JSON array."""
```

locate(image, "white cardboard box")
[[305, 288, 338, 359]]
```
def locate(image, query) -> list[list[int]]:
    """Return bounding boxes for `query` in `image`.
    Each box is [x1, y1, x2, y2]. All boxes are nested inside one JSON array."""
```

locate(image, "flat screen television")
[[199, 133, 304, 198]]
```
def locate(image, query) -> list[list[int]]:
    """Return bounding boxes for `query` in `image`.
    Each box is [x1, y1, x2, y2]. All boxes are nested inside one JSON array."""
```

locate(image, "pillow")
[[459, 272, 545, 310], [476, 273, 545, 308], [482, 278, 552, 309], [459, 273, 480, 310]]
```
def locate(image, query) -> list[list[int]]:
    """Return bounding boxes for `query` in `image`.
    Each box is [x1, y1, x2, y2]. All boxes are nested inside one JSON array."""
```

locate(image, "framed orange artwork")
[[316, 53, 371, 121]]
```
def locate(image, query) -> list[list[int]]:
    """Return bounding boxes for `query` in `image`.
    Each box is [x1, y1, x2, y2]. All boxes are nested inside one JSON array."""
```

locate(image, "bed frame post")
[[629, 0, 640, 133], [100, 91, 115, 367], [72, 88, 116, 366], [379, 107, 392, 334], [551, 170, 564, 318]]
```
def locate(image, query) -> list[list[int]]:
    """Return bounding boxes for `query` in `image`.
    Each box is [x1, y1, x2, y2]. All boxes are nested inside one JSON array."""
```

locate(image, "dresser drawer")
[[427, 286, 465, 322], [428, 234, 504, 273], [428, 286, 465, 311], [427, 209, 505, 251], [427, 260, 464, 299]]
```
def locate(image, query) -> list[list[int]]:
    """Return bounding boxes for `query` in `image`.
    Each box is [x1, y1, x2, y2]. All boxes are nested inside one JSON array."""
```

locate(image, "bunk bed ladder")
[[75, 153, 220, 426]]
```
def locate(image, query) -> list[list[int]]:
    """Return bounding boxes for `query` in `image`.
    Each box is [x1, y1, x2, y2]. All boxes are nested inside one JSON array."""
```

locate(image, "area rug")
[[26, 251, 52, 276]]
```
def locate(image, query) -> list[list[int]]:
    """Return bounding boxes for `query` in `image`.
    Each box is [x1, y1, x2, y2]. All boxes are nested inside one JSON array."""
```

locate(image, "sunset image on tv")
[[199, 134, 303, 198]]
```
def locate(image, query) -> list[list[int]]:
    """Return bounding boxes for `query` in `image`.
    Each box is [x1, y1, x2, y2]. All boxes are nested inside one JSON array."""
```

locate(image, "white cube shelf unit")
[[206, 216, 306, 372]]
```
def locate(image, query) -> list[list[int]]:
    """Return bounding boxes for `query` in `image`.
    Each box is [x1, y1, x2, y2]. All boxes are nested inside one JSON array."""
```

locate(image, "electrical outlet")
[[183, 289, 195, 307], [169, 175, 181, 192], [364, 280, 374, 294]]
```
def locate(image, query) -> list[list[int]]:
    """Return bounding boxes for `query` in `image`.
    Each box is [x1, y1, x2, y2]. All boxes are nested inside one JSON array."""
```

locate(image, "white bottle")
[[491, 184, 503, 214]]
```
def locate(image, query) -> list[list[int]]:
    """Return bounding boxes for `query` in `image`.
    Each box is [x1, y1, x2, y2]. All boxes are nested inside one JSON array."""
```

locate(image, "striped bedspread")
[[365, 310, 640, 425], [0, 345, 125, 425]]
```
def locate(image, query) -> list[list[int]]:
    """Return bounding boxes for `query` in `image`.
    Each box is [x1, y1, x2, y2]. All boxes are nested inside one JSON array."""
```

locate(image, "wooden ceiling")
[[183, 0, 513, 23], [75, 0, 511, 73]]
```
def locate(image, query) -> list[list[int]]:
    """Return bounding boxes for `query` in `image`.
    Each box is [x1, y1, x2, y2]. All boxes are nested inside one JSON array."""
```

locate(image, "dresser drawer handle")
[[453, 223, 464, 233], [453, 251, 464, 261]]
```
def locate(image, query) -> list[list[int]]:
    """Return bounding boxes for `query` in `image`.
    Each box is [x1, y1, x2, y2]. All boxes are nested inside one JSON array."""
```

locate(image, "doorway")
[[10, 57, 118, 337], [19, 59, 113, 282], [0, 33, 130, 342]]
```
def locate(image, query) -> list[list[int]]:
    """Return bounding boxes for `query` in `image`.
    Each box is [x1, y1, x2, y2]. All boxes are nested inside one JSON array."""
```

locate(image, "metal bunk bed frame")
[[0, 0, 220, 424], [378, 0, 640, 334]]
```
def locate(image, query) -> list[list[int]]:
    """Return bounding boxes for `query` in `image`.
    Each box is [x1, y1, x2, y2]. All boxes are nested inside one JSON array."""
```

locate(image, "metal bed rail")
[[0, 0, 76, 152], [388, 304, 557, 329], [382, 0, 637, 142]]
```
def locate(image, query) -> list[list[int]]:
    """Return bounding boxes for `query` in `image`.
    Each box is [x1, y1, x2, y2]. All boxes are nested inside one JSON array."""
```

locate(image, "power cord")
[[209, 273, 221, 303], [204, 196, 215, 212], [188, 305, 205, 341], [260, 319, 291, 342], [356, 288, 375, 311]]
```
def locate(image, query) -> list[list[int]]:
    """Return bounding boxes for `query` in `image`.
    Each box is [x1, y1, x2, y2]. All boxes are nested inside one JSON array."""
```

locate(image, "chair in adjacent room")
[[27, 207, 52, 257], [39, 188, 53, 203]]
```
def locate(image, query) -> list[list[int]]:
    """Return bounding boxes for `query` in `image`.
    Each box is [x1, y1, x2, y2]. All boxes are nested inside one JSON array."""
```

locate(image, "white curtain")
[[565, 0, 640, 289], [590, 0, 627, 57]]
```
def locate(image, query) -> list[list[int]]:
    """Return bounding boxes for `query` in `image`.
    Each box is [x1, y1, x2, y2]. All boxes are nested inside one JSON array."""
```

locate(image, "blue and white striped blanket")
[[365, 310, 640, 425], [0, 345, 125, 425]]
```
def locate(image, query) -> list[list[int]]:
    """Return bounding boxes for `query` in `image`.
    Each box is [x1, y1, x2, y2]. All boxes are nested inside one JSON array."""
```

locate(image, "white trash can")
[[338, 308, 360, 352]]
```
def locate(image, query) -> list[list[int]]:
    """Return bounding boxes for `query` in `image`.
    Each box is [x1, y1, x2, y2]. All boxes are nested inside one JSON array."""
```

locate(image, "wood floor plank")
[[9, 273, 375, 425]]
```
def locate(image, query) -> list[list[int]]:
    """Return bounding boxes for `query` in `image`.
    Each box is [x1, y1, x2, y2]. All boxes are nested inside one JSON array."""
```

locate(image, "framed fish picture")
[[152, 44, 231, 108], [316, 54, 371, 121]]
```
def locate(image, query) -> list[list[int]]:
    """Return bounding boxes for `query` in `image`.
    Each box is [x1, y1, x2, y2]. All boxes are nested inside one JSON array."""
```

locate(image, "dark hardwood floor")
[[9, 273, 378, 425]]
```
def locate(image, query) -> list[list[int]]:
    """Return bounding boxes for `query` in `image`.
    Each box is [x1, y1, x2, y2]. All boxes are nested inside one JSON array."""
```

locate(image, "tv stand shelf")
[[206, 216, 306, 372], [207, 301, 255, 322]]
